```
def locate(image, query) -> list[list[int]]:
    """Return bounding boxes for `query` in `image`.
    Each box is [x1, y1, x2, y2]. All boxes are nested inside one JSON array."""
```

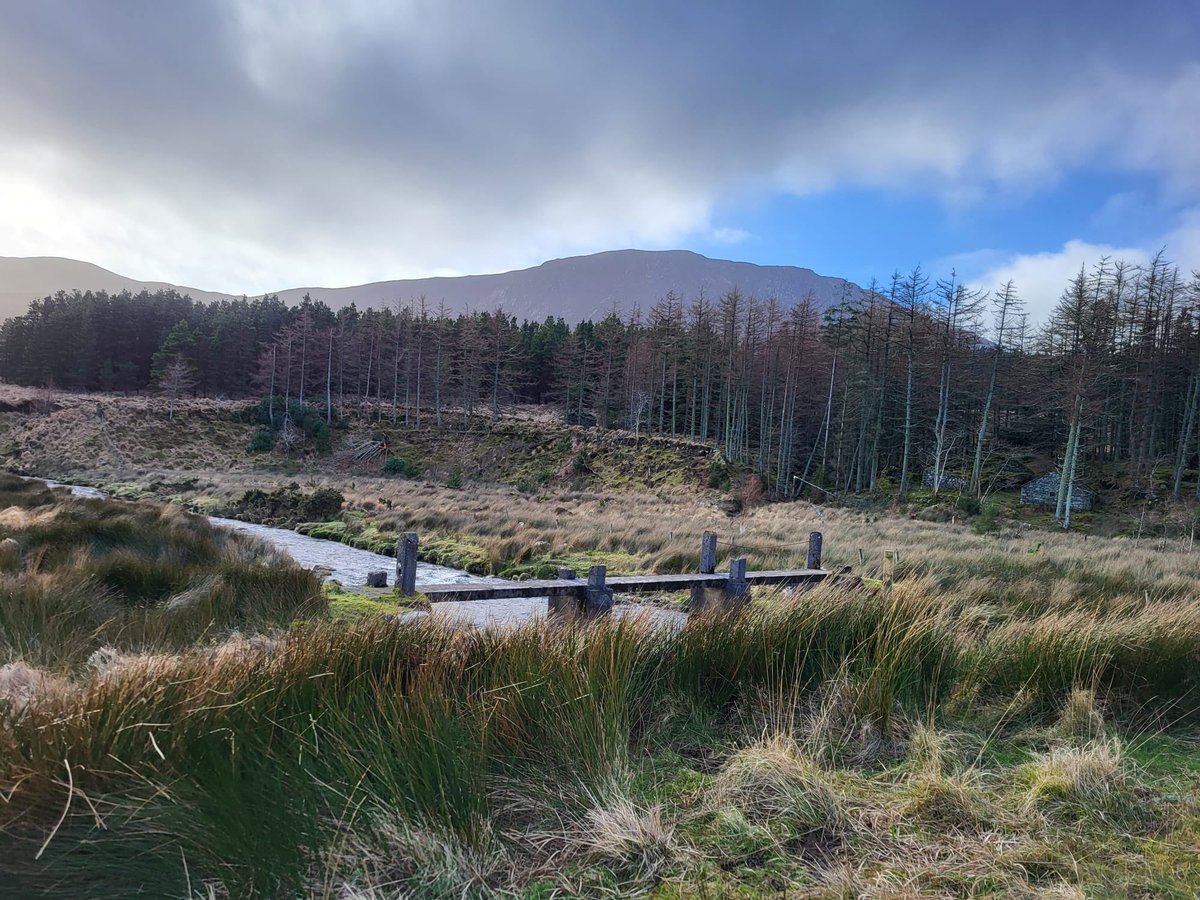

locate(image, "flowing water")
[[28, 477, 682, 628]]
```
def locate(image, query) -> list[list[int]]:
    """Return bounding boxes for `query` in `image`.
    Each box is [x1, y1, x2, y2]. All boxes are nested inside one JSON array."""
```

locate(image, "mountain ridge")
[[0, 249, 858, 323]]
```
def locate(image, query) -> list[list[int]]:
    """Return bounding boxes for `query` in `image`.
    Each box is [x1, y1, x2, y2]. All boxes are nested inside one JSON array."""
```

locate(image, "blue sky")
[[688, 169, 1198, 320], [0, 0, 1196, 323], [694, 171, 1164, 282]]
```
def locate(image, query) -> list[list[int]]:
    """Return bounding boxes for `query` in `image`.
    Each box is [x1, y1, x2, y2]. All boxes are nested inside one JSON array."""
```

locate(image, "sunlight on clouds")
[[0, 3, 1196, 289], [969, 239, 1151, 326]]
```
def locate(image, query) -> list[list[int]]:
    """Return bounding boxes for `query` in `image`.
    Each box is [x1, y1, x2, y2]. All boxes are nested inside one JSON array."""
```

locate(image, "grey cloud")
[[0, 0, 1196, 290]]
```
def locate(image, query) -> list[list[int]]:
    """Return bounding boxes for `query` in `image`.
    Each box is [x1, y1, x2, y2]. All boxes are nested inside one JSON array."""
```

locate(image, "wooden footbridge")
[[381, 531, 841, 615]]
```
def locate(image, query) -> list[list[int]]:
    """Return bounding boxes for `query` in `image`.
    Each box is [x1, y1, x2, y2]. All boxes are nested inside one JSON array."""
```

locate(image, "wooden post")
[[397, 532, 418, 596], [557, 567, 577, 580], [584, 564, 613, 614], [700, 531, 718, 574], [883, 549, 897, 598], [722, 557, 751, 607], [806, 531, 823, 570]]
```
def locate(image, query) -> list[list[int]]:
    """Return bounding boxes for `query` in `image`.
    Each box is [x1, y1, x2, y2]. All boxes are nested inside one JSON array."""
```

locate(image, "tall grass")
[[2, 585, 1199, 894], [0, 584, 973, 897], [0, 474, 323, 668]]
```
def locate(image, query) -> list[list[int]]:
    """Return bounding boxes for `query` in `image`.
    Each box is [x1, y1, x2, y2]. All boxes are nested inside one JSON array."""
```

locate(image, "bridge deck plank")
[[417, 569, 830, 602]]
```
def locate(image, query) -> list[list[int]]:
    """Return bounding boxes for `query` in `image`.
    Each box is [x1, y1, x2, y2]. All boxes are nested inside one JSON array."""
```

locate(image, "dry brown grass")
[[712, 735, 845, 835]]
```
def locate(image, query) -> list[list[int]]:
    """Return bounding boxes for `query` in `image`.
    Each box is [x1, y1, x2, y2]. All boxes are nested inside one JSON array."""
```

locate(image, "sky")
[[0, 0, 1197, 323]]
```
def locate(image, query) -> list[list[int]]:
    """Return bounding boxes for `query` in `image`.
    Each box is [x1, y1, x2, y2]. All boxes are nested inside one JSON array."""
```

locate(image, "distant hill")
[[0, 256, 233, 320], [0, 250, 858, 324]]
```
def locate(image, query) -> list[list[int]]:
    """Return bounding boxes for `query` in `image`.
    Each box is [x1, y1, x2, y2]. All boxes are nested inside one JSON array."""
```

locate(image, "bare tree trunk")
[[325, 329, 334, 424], [268, 344, 276, 428], [899, 352, 914, 496]]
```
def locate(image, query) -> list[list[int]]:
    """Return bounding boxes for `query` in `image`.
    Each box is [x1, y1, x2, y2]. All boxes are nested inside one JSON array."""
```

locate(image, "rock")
[[366, 570, 388, 588]]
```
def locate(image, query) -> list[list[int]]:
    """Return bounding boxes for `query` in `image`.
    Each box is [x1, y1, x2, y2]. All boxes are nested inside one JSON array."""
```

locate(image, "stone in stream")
[[366, 570, 389, 588]]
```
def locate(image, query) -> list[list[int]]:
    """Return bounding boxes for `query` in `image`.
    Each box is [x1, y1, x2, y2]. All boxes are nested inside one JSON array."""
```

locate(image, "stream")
[[31, 478, 683, 629]]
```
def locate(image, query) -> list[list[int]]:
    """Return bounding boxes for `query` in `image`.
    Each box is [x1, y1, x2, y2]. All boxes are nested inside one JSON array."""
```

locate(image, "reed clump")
[[0, 474, 323, 668]]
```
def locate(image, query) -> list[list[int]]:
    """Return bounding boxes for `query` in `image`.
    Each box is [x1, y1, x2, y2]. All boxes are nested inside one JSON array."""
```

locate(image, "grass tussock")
[[0, 474, 323, 669], [1022, 739, 1127, 812], [712, 735, 844, 836], [0, 596, 993, 897]]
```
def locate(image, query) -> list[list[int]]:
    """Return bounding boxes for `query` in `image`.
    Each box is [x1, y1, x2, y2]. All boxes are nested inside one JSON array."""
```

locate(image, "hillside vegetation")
[[4, 257, 1200, 520], [0, 387, 725, 497]]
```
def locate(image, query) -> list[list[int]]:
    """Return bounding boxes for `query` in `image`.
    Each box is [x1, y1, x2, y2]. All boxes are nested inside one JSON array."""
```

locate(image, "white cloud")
[[968, 240, 1149, 325], [709, 227, 751, 245], [966, 213, 1200, 325], [0, 2, 1197, 292]]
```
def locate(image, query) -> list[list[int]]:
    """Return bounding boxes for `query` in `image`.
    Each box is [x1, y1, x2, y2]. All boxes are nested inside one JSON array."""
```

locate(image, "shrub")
[[955, 494, 981, 516], [384, 456, 420, 478], [447, 466, 464, 489], [251, 397, 332, 453], [972, 499, 1001, 534], [299, 487, 344, 521], [707, 459, 727, 489], [310, 422, 332, 453], [247, 427, 274, 453], [917, 504, 954, 523]]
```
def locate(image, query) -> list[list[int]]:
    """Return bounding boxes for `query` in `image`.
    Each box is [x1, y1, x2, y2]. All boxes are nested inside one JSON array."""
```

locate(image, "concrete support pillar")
[[397, 532, 418, 596], [722, 557, 751, 607], [700, 531, 718, 574], [584, 565, 614, 614]]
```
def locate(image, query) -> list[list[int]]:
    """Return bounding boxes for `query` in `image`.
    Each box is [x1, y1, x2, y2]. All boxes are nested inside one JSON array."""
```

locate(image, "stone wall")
[[1020, 472, 1092, 510]]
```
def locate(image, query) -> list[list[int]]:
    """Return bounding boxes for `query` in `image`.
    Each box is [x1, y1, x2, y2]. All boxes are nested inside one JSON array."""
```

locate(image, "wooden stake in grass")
[[883, 549, 898, 597]]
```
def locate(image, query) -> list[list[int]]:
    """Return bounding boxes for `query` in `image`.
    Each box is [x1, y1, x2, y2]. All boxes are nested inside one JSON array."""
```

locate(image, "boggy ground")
[[1, 478, 1200, 896]]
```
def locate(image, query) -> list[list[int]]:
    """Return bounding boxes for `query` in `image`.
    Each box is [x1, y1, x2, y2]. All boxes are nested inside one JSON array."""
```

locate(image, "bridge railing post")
[[807, 531, 823, 570], [397, 532, 418, 596], [584, 564, 614, 615], [700, 531, 718, 575]]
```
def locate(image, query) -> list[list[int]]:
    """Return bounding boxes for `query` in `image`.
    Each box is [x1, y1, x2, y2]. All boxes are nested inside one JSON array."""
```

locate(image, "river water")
[[31, 478, 681, 628]]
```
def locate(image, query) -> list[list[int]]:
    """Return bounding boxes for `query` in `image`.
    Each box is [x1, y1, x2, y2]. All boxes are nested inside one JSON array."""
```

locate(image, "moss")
[[296, 521, 348, 541], [323, 582, 427, 620], [345, 524, 398, 555], [105, 481, 151, 501], [422, 536, 492, 574], [496, 549, 645, 580]]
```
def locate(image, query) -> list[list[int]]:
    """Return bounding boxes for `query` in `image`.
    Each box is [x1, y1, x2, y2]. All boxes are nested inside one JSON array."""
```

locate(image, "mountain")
[[0, 256, 232, 320], [0, 250, 857, 324]]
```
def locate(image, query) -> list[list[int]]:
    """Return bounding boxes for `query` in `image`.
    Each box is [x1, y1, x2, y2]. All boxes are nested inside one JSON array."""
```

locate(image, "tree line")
[[2, 254, 1198, 518]]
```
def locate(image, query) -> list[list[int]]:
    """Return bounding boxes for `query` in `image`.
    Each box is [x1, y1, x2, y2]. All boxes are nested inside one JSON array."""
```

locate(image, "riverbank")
[[0, 385, 732, 499]]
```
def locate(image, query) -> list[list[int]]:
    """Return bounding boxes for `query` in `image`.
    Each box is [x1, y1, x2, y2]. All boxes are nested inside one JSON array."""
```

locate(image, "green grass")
[[6, 600, 1194, 897], [0, 473, 324, 669], [3, 473, 1200, 895], [323, 581, 427, 620]]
